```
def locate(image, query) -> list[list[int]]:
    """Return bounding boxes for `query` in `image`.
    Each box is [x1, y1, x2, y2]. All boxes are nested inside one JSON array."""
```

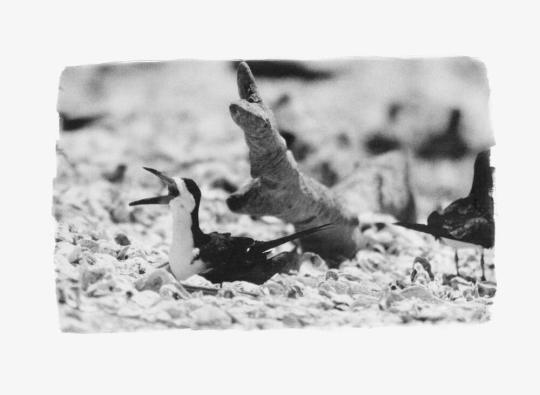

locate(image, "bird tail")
[[248, 223, 334, 255], [394, 222, 427, 232], [393, 222, 451, 240], [469, 149, 494, 197]]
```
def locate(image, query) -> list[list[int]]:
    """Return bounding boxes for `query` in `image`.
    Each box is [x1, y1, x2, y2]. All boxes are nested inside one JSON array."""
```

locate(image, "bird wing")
[[393, 222, 452, 239], [437, 196, 494, 248], [441, 215, 494, 248], [197, 232, 255, 265], [248, 223, 334, 255]]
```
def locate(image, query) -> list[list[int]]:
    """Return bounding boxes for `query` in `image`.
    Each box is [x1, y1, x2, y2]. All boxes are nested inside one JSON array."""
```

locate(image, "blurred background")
[[56, 58, 493, 222], [54, 58, 496, 331]]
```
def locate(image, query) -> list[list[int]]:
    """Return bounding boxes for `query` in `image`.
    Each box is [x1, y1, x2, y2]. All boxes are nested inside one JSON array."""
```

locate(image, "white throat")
[[169, 203, 206, 280]]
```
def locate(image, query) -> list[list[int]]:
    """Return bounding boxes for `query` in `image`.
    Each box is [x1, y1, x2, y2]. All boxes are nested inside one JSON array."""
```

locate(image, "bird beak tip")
[[142, 166, 157, 174]]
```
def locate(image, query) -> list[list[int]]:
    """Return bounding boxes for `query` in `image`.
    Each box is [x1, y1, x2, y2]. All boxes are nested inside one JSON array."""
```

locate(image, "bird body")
[[416, 108, 469, 160], [169, 199, 207, 280], [130, 167, 333, 284], [395, 150, 494, 279]]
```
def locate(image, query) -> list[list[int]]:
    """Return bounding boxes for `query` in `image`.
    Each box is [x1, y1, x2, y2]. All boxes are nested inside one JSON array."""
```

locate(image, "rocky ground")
[[54, 59, 495, 332]]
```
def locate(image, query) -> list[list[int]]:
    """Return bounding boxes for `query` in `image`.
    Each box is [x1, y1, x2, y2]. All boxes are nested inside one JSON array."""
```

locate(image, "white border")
[[2, 1, 539, 394]]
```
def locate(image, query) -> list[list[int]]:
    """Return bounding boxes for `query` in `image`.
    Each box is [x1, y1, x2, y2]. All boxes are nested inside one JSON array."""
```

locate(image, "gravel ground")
[[54, 59, 495, 332]]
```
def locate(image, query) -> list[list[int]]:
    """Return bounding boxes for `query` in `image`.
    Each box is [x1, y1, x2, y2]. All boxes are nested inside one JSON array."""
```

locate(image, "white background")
[[1, 1, 538, 394]]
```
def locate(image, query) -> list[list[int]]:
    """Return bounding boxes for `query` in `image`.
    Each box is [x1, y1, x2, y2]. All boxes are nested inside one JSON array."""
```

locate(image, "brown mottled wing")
[[439, 197, 494, 248], [443, 216, 494, 248]]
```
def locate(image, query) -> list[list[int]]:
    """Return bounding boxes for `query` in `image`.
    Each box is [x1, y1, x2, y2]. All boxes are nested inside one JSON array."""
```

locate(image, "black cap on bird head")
[[129, 167, 180, 206]]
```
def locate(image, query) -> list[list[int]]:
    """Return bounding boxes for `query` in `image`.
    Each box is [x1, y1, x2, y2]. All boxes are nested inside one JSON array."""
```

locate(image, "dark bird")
[[272, 94, 315, 161], [416, 108, 469, 160], [394, 150, 494, 280], [279, 128, 315, 162], [230, 60, 333, 81], [129, 167, 333, 284], [59, 112, 105, 132], [103, 164, 127, 183], [364, 102, 403, 155]]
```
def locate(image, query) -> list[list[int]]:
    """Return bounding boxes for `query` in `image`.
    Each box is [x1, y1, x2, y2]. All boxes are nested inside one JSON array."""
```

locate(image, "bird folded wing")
[[442, 216, 494, 247]]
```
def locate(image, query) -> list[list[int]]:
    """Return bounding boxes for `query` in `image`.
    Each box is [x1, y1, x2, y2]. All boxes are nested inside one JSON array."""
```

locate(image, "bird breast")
[[169, 212, 207, 280]]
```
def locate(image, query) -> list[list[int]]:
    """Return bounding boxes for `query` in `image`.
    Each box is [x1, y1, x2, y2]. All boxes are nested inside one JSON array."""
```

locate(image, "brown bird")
[[395, 150, 494, 280]]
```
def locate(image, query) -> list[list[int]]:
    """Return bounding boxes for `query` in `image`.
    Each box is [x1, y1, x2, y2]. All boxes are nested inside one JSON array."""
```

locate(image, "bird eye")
[[168, 185, 180, 196]]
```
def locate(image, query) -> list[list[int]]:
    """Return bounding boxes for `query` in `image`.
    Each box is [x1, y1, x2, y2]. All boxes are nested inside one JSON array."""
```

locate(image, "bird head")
[[426, 210, 443, 228], [129, 167, 200, 214]]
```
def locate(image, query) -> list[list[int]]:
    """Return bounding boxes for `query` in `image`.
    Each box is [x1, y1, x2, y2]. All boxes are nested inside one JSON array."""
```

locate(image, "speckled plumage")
[[396, 150, 494, 248]]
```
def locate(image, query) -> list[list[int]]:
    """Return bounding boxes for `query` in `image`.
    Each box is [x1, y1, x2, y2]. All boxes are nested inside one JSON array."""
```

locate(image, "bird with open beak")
[[130, 167, 333, 284]]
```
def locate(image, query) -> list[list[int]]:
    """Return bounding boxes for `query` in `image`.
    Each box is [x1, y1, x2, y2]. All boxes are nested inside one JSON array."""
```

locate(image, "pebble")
[[86, 278, 116, 297], [331, 293, 354, 306], [287, 285, 303, 298], [281, 313, 304, 327], [79, 238, 100, 252], [97, 240, 119, 256], [114, 233, 131, 246], [54, 255, 80, 280], [135, 269, 176, 292], [79, 253, 117, 291], [110, 204, 130, 223], [231, 281, 262, 296], [56, 223, 74, 243], [477, 282, 497, 298], [356, 250, 388, 271], [160, 283, 191, 300], [263, 282, 287, 296], [56, 241, 82, 264], [191, 306, 232, 328], [325, 269, 339, 281], [399, 285, 442, 304], [298, 252, 327, 276], [163, 302, 189, 319], [132, 290, 161, 308]]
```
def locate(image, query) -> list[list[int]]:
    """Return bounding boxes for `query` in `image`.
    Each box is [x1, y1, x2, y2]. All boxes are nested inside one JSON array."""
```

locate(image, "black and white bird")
[[129, 167, 333, 284], [395, 150, 494, 280]]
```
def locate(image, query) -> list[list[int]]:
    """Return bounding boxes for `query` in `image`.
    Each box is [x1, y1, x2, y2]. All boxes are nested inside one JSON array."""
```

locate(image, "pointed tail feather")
[[394, 222, 435, 233], [470, 150, 493, 197], [249, 223, 334, 255], [393, 222, 451, 239]]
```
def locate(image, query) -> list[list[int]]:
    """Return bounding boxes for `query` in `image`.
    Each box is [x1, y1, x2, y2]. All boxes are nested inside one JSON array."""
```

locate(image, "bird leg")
[[454, 249, 460, 276], [227, 62, 416, 264], [480, 249, 486, 281]]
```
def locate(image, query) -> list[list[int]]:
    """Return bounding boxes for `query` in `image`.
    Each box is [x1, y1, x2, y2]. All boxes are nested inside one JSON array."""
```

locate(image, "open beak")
[[129, 167, 179, 206], [129, 195, 173, 206]]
